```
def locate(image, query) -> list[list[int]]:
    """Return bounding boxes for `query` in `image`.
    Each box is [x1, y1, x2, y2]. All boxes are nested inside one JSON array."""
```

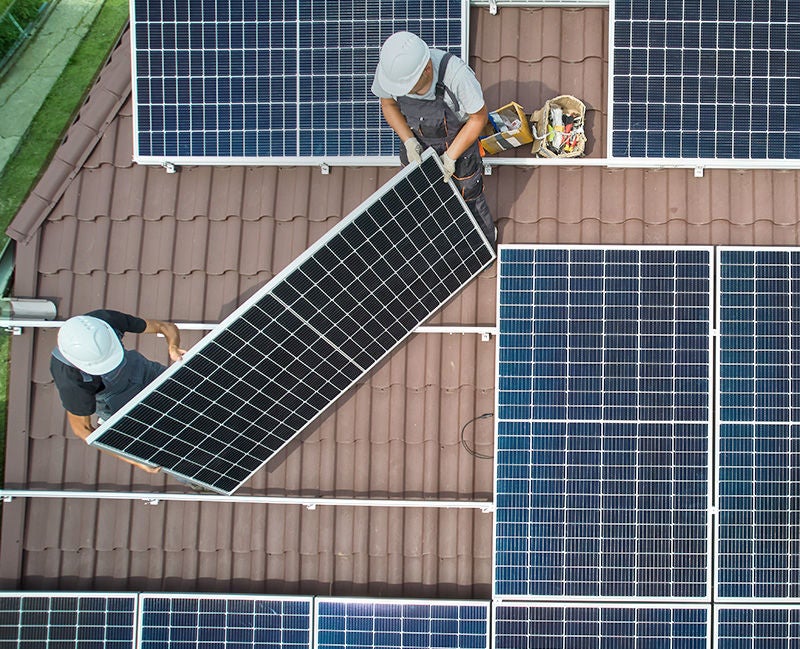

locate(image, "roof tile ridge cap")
[[6, 25, 133, 245]]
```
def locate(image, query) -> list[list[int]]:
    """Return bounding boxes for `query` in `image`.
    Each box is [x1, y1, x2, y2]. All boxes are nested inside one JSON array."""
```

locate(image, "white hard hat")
[[376, 31, 431, 96], [58, 316, 124, 375]]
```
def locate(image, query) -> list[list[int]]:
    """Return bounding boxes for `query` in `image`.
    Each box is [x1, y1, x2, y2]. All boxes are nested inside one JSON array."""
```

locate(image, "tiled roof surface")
[[3, 6, 800, 594]]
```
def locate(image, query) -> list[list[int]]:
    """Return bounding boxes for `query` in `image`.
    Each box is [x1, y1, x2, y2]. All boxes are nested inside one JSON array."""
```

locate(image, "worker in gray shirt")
[[372, 31, 495, 245]]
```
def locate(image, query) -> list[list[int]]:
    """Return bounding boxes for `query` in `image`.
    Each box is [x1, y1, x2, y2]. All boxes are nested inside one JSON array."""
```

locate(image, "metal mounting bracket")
[[489, 0, 497, 14], [162, 161, 177, 174], [320, 163, 330, 175]]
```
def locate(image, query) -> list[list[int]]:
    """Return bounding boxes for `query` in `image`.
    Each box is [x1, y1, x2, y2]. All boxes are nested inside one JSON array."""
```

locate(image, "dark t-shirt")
[[50, 310, 147, 416]]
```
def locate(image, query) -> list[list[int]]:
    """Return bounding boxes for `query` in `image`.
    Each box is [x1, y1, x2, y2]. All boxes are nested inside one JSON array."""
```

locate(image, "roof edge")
[[6, 26, 132, 244]]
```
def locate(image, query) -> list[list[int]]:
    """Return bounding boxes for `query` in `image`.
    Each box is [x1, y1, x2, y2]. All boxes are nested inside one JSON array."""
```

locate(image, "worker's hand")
[[168, 344, 186, 363], [440, 151, 456, 183], [404, 137, 423, 165]]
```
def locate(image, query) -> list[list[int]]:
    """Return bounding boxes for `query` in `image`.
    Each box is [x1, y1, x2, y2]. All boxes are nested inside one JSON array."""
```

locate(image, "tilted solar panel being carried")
[[611, 0, 800, 161], [0, 593, 136, 649], [493, 603, 710, 649], [315, 599, 489, 649], [131, 0, 465, 163], [717, 247, 800, 599], [716, 606, 800, 647], [494, 246, 712, 598], [138, 595, 312, 649], [87, 151, 495, 494]]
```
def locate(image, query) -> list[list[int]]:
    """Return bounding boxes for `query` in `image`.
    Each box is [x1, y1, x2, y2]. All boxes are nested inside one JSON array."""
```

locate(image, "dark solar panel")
[[131, 0, 464, 161], [494, 604, 709, 649], [612, 0, 800, 159], [315, 599, 489, 649], [494, 246, 712, 598], [88, 152, 495, 494], [717, 607, 800, 647], [139, 595, 312, 649], [717, 247, 800, 599], [0, 594, 136, 649]]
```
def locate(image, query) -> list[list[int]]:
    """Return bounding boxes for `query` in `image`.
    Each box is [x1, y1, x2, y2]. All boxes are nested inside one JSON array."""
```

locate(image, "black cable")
[[460, 412, 494, 459]]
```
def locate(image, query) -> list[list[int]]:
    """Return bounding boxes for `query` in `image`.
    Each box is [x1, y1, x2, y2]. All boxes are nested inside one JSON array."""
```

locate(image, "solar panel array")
[[138, 595, 312, 649], [315, 599, 489, 649], [0, 594, 136, 649], [494, 603, 710, 649], [131, 0, 464, 162], [716, 606, 800, 647], [494, 246, 712, 599], [88, 152, 495, 494], [717, 248, 800, 599], [611, 0, 800, 160]]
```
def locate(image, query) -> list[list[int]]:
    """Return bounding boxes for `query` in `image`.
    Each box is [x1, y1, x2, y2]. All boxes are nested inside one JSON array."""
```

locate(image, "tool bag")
[[530, 94, 587, 158]]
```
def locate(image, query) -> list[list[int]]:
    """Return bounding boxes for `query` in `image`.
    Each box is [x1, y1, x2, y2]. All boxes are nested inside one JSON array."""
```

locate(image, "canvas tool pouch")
[[531, 94, 587, 158]]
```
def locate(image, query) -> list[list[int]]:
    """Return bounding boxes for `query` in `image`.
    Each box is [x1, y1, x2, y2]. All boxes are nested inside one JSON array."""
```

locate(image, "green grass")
[[0, 0, 129, 239], [0, 0, 129, 483]]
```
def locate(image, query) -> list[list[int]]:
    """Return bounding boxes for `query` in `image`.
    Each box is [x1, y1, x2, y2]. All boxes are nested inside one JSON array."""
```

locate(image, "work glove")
[[440, 151, 456, 183], [404, 137, 423, 165]]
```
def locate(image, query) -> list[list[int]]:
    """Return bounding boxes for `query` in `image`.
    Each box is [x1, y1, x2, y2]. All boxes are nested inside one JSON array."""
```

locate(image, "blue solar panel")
[[494, 604, 709, 649], [0, 594, 136, 649], [139, 595, 312, 649], [495, 246, 712, 598], [612, 0, 800, 160], [717, 607, 800, 648], [717, 247, 800, 599], [316, 599, 489, 649], [132, 0, 464, 161]]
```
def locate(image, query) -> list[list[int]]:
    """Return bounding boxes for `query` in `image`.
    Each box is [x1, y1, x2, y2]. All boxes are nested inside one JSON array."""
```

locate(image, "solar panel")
[[611, 0, 800, 161], [138, 594, 312, 649], [0, 593, 136, 649], [131, 0, 465, 163], [315, 598, 489, 649], [717, 247, 800, 599], [716, 606, 800, 648], [87, 151, 495, 494], [494, 246, 712, 598], [493, 603, 710, 649]]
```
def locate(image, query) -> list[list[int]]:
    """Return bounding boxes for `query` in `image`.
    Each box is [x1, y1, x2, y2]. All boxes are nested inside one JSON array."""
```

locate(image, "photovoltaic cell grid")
[[89, 153, 495, 494], [139, 595, 311, 649], [717, 248, 800, 599], [494, 247, 711, 598], [493, 604, 710, 649], [315, 599, 489, 649], [132, 0, 463, 161], [0, 594, 136, 649], [716, 607, 800, 648], [612, 0, 800, 160]]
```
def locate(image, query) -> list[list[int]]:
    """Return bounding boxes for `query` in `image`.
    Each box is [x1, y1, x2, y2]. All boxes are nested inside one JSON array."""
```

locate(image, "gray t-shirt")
[[371, 49, 485, 124]]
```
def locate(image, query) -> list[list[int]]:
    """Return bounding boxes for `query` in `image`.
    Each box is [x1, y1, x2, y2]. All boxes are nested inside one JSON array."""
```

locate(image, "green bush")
[[0, 0, 46, 64]]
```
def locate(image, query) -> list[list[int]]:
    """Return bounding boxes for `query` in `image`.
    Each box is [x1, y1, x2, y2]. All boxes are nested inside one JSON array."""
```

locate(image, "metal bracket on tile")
[[319, 163, 330, 175], [305, 503, 317, 510], [2, 495, 12, 503], [142, 497, 160, 506], [161, 161, 177, 174], [694, 166, 704, 178], [480, 504, 494, 513], [4, 326, 21, 335], [488, 0, 497, 14], [483, 163, 492, 175]]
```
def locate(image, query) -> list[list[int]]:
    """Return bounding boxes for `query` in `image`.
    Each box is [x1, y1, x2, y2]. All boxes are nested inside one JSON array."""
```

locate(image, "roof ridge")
[[6, 26, 132, 244]]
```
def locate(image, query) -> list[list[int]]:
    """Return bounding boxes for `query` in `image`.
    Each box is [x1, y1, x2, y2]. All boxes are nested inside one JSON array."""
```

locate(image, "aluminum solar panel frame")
[[716, 247, 800, 601], [494, 245, 713, 600], [315, 598, 490, 649], [87, 151, 496, 495], [609, 0, 800, 166], [130, 0, 466, 165], [493, 602, 711, 649], [716, 605, 800, 648], [0, 592, 137, 649], [138, 594, 312, 648]]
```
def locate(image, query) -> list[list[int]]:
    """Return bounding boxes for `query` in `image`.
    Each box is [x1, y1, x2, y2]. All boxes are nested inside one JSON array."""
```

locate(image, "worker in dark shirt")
[[51, 310, 185, 473]]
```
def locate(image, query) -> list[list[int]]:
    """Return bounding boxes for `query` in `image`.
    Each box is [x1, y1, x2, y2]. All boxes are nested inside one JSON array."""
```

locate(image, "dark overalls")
[[396, 52, 495, 245], [52, 347, 165, 419]]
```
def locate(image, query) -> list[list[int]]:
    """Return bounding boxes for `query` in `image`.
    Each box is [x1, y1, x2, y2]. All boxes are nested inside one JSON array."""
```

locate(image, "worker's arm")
[[66, 411, 161, 473], [445, 104, 488, 161], [380, 97, 415, 143], [143, 318, 185, 362]]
